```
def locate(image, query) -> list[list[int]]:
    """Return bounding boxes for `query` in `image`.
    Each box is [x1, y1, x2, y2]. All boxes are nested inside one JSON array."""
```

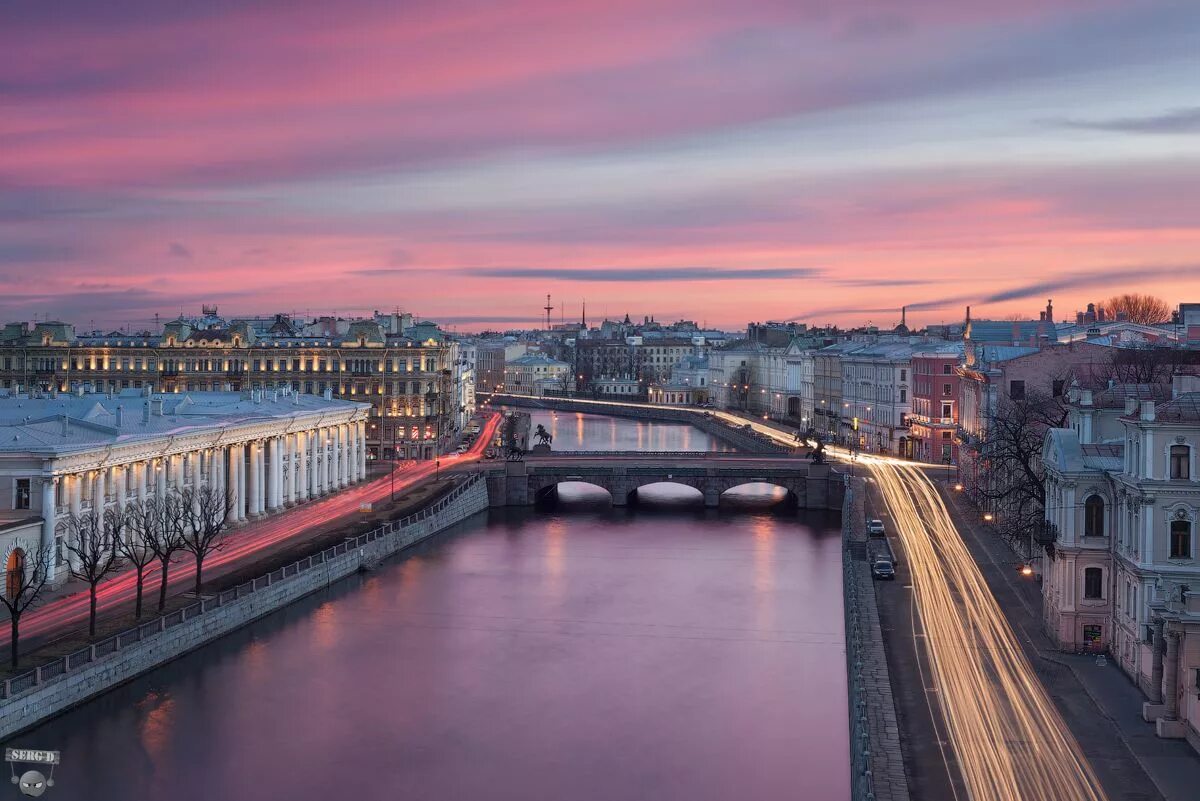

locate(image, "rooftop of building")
[[506, 353, 570, 367], [1144, 392, 1200, 423], [1081, 383, 1174, 409], [0, 389, 368, 455]]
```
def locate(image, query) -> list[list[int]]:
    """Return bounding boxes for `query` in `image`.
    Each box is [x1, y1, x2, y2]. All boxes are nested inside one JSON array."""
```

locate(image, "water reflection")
[[527, 410, 734, 452], [20, 413, 847, 801]]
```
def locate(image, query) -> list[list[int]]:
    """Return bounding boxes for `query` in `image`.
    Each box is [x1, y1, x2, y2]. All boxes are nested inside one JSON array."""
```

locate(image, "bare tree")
[[62, 509, 121, 636], [0, 545, 53, 668], [151, 493, 188, 612], [967, 389, 1068, 558], [120, 499, 164, 619], [1107, 346, 1192, 385], [1103, 293, 1171, 325], [179, 485, 228, 596]]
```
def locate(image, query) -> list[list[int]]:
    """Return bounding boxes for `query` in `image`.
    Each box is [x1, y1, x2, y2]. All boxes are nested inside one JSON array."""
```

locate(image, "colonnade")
[[44, 420, 370, 578]]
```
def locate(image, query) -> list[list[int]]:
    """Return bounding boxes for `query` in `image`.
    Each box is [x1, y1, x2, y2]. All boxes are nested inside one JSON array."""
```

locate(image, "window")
[[942, 383, 952, 397], [14, 479, 30, 510], [1052, 379, 1065, 397], [1083, 567, 1103, 599], [900, 369, 907, 381], [943, 363, 953, 375], [941, 402, 953, 419], [1170, 445, 1190, 480], [899, 389, 907, 402], [1009, 380, 1025, 400], [1170, 519, 1192, 559], [1084, 495, 1105, 537]]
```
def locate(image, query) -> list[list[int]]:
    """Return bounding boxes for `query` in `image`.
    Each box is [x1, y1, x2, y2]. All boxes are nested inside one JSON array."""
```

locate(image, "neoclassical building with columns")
[[0, 387, 371, 587]]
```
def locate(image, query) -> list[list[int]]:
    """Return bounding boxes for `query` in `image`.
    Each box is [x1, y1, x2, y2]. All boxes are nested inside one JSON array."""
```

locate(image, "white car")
[[866, 519, 886, 537]]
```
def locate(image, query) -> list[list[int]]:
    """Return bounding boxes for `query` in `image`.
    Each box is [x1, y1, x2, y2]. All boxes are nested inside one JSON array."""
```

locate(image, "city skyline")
[[3, 0, 1199, 330]]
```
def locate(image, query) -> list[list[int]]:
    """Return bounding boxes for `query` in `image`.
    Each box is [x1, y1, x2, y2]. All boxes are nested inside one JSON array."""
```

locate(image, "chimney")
[[142, 401, 151, 423], [1124, 396, 1139, 415], [151, 397, 164, 416], [1076, 312, 1085, 325], [323, 387, 333, 401], [1140, 400, 1156, 422], [1045, 298, 1053, 323], [115, 406, 124, 427], [1080, 389, 1093, 407], [60, 416, 69, 437]]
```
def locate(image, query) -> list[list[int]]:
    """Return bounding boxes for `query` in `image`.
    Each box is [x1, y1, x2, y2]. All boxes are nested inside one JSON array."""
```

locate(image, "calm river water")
[[13, 415, 849, 801]]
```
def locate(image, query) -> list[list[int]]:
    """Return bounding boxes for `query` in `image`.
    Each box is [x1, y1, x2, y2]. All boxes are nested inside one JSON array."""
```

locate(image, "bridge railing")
[[533, 450, 803, 459]]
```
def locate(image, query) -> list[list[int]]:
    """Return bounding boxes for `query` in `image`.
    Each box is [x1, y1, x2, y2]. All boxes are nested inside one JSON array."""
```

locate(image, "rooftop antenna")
[[543, 294, 554, 330]]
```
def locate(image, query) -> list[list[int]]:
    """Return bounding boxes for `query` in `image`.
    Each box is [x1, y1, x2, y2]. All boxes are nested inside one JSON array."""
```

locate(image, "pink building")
[[909, 343, 964, 464]]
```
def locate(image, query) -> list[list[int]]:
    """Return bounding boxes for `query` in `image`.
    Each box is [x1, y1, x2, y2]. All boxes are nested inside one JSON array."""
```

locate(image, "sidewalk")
[[941, 481, 1200, 801]]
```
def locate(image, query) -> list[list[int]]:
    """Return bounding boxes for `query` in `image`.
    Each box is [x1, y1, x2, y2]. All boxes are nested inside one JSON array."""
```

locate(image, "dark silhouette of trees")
[[151, 493, 188, 612], [121, 499, 166, 619], [180, 486, 228, 596], [62, 509, 121, 636], [1103, 293, 1170, 325], [0, 545, 53, 668]]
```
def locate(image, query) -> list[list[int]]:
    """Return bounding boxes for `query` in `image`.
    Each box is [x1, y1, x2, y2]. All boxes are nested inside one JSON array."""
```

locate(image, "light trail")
[[1, 413, 503, 650], [863, 457, 1106, 801]]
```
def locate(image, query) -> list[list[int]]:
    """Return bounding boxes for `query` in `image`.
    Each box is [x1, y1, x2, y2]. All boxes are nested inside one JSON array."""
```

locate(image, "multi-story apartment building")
[[503, 353, 572, 396], [909, 342, 965, 464], [812, 341, 868, 441], [840, 341, 914, 456], [1042, 378, 1200, 751], [0, 317, 468, 461]]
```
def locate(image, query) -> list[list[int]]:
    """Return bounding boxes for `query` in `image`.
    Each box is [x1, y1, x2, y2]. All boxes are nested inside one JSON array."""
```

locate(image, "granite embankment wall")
[[0, 475, 489, 739], [843, 476, 910, 801], [492, 394, 789, 453]]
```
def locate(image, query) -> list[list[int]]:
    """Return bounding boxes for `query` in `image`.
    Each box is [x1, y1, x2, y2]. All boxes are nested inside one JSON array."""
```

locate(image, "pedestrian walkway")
[[943, 483, 1200, 801]]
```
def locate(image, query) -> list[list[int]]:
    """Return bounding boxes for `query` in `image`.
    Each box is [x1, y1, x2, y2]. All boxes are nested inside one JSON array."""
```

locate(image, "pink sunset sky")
[[1, 0, 1198, 331]]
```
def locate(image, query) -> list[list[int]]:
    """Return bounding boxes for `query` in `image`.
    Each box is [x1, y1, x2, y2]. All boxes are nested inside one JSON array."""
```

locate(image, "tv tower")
[[543, 294, 554, 330]]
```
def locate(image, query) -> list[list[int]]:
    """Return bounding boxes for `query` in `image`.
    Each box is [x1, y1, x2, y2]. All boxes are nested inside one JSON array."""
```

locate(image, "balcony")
[[162, 369, 180, 378]]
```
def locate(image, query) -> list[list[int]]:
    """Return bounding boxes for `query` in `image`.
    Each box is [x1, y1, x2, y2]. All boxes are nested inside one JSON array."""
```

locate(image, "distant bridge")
[[482, 453, 842, 510]]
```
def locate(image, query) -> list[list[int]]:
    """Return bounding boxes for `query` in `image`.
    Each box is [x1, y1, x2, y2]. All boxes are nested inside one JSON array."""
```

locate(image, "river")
[[12, 413, 849, 801]]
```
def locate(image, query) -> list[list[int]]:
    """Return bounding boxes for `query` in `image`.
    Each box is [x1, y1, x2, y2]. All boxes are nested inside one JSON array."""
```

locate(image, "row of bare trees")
[[2, 486, 228, 668]]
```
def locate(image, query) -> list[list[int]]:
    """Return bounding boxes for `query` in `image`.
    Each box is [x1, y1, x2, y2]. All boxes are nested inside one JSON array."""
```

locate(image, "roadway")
[[864, 457, 1106, 801], [505, 395, 1109, 799], [0, 412, 503, 656]]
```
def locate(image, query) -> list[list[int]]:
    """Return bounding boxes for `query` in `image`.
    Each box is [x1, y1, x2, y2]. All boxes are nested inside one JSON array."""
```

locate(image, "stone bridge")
[[483, 453, 842, 510]]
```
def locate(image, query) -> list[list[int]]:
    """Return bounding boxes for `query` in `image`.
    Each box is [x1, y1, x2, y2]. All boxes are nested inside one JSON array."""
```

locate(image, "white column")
[[358, 420, 368, 479], [311, 429, 321, 496], [108, 465, 123, 511], [41, 476, 58, 581], [135, 462, 147, 503], [267, 437, 280, 511], [92, 469, 106, 513], [236, 445, 248, 522], [257, 441, 267, 515], [156, 457, 167, 501], [339, 424, 349, 487], [248, 441, 262, 516], [226, 446, 239, 522], [284, 434, 296, 503], [320, 428, 331, 494], [69, 474, 82, 518], [297, 431, 309, 502]]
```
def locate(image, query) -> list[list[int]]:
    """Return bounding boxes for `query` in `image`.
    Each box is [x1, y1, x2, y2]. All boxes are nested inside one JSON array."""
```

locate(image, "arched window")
[[1170, 519, 1192, 560], [1084, 495, 1105, 537], [5, 548, 25, 600], [1083, 567, 1103, 599], [1170, 445, 1190, 480]]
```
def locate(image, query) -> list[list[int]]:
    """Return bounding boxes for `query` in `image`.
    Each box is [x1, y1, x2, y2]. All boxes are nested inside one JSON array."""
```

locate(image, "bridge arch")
[[534, 480, 613, 506], [626, 481, 705, 507], [719, 481, 801, 509]]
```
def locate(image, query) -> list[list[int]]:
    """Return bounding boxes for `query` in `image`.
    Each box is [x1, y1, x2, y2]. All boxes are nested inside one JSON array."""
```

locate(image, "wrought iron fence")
[[1, 474, 484, 701]]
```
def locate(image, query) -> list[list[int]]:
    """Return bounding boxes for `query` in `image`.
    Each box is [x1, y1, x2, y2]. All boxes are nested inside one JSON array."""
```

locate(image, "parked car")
[[871, 559, 896, 580], [866, 519, 886, 537], [484, 448, 497, 459], [456, 444, 469, 454]]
